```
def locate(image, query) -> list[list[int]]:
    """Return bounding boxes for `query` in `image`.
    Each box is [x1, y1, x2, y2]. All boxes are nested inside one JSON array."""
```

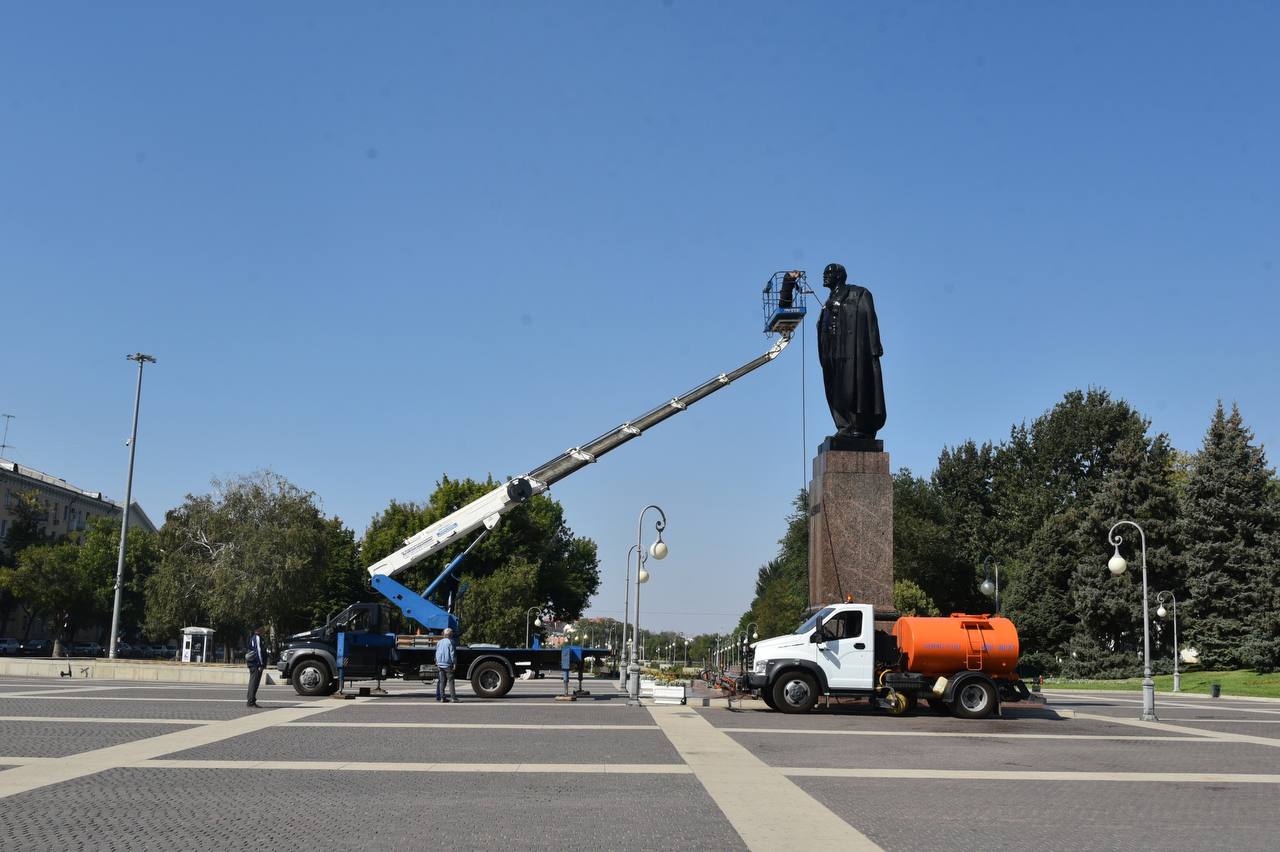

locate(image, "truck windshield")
[[793, 607, 834, 634]]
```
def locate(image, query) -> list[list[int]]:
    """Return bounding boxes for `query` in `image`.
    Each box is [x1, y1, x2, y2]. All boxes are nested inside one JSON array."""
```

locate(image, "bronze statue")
[[817, 263, 886, 441]]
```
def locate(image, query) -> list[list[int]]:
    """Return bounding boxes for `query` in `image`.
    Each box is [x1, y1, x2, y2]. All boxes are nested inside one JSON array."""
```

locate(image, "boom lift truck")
[[278, 274, 810, 698]]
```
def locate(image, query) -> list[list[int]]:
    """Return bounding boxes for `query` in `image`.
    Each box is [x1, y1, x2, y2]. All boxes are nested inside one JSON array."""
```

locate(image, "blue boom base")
[[370, 574, 459, 635]]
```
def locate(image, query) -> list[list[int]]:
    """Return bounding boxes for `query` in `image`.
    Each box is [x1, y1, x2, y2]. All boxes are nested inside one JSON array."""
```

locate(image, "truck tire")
[[951, 679, 997, 719], [771, 671, 818, 714], [761, 689, 779, 711], [291, 660, 333, 697], [470, 661, 513, 699]]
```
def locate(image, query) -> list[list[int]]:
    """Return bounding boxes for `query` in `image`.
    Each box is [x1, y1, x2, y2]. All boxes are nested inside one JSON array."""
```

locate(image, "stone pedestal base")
[[808, 448, 894, 611]]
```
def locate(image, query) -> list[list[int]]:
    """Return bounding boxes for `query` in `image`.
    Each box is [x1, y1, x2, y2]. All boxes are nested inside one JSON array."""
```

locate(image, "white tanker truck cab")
[[742, 603, 1034, 719]]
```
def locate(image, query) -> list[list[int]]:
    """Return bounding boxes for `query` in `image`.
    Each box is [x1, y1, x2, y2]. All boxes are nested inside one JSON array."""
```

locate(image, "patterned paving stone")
[[0, 721, 192, 757], [0, 767, 745, 852]]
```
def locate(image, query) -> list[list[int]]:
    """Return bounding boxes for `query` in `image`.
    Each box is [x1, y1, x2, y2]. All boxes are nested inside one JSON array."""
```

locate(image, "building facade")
[[0, 460, 157, 551]]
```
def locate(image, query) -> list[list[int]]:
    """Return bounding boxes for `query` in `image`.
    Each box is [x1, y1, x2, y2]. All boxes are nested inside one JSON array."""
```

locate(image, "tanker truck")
[[741, 603, 1033, 719]]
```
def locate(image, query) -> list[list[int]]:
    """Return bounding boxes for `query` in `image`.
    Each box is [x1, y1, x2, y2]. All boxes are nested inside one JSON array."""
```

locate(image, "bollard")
[[1210, 683, 1221, 699]]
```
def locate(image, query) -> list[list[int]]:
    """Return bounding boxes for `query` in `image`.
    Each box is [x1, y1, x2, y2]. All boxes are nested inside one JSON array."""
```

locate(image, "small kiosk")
[[180, 626, 215, 663]]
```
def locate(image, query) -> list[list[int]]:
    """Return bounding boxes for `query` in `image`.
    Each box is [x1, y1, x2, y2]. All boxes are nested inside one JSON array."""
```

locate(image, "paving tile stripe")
[[0, 695, 306, 705], [0, 716, 214, 725], [0, 700, 341, 798], [1073, 711, 1280, 748], [288, 721, 656, 730], [138, 759, 690, 773], [781, 767, 1280, 784], [718, 727, 1215, 742], [647, 704, 881, 851]]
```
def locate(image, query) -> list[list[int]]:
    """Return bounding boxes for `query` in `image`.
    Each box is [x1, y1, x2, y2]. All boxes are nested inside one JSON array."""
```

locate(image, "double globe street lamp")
[[1106, 520, 1157, 721], [628, 505, 668, 705]]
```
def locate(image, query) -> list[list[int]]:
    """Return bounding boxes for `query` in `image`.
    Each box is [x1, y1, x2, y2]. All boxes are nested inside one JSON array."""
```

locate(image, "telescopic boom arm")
[[367, 334, 794, 588]]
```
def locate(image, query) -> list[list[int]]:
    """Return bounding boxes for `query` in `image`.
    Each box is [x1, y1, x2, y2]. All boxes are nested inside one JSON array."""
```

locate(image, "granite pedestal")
[[808, 445, 894, 611]]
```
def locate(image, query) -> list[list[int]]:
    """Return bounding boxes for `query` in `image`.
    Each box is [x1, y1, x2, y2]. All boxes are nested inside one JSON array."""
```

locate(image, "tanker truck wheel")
[[771, 671, 818, 714], [952, 680, 997, 719]]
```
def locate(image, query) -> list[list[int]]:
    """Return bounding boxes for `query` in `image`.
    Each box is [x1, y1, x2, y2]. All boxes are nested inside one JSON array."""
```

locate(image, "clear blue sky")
[[2, 2, 1276, 635]]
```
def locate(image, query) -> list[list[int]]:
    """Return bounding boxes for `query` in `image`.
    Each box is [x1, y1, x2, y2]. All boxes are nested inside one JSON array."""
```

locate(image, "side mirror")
[[809, 629, 825, 644]]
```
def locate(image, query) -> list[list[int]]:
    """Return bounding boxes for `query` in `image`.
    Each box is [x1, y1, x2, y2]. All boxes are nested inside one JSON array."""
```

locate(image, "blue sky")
[[2, 2, 1277, 634]]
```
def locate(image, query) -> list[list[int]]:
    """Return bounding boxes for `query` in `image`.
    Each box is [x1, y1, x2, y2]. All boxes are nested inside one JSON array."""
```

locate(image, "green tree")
[[1066, 432, 1180, 677], [146, 472, 357, 648], [362, 475, 600, 644], [893, 579, 939, 616], [1178, 403, 1280, 670], [0, 543, 94, 655], [893, 470, 971, 613], [1000, 389, 1152, 671], [75, 517, 160, 643], [737, 491, 809, 638]]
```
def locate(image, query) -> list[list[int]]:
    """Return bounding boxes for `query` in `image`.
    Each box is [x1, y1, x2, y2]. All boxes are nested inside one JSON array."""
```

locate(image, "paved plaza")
[[0, 675, 1278, 850]]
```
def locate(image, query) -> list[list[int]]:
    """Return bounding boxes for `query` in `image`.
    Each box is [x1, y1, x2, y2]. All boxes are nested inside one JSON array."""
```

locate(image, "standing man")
[[435, 627, 458, 703], [817, 263, 886, 440], [246, 625, 267, 708]]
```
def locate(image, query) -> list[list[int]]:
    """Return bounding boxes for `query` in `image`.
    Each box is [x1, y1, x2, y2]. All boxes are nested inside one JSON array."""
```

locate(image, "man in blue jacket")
[[246, 625, 267, 708], [435, 628, 458, 703]]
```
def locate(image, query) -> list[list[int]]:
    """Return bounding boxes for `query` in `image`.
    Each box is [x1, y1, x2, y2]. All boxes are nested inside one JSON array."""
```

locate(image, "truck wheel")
[[761, 690, 779, 711], [470, 661, 513, 699], [771, 671, 818, 714], [951, 680, 997, 719], [291, 660, 332, 697]]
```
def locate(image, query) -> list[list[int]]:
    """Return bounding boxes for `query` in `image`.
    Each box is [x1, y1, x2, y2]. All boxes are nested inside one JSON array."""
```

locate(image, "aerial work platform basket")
[[762, 270, 808, 335]]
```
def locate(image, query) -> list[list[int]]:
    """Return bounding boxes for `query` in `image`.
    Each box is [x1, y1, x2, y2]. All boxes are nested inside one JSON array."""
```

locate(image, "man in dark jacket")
[[817, 263, 886, 440], [246, 625, 267, 708]]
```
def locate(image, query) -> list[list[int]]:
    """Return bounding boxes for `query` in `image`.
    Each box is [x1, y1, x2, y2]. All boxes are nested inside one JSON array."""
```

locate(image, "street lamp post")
[[1155, 590, 1181, 693], [525, 607, 542, 649], [1107, 520, 1157, 721], [629, 505, 668, 705], [980, 557, 1000, 613], [620, 543, 646, 688], [108, 353, 156, 660]]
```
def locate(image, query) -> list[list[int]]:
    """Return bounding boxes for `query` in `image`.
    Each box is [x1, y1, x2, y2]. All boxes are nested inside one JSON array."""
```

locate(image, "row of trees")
[[736, 390, 1280, 676], [1, 472, 602, 656]]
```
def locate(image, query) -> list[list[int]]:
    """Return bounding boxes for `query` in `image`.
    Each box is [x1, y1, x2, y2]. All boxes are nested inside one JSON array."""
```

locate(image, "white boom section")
[[367, 334, 792, 580]]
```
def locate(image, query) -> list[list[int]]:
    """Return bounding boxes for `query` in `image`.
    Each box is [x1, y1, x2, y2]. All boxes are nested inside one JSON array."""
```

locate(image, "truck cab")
[[746, 603, 881, 711]]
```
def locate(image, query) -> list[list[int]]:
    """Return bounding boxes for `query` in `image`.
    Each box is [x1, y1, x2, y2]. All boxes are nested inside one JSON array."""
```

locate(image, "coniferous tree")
[[1067, 432, 1180, 677], [1178, 404, 1280, 669]]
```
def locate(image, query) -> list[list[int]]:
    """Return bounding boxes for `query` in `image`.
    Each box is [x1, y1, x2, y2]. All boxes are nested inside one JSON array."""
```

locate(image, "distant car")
[[0, 638, 19, 655], [147, 644, 168, 659], [163, 644, 178, 659], [19, 639, 52, 657], [70, 641, 103, 657]]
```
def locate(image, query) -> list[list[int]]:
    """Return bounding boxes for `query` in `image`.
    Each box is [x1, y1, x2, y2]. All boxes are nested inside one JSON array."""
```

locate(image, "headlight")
[[279, 648, 296, 661], [753, 659, 767, 674]]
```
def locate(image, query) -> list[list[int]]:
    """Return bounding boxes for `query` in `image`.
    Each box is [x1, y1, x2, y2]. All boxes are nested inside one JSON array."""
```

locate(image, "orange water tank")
[[892, 614, 1020, 677]]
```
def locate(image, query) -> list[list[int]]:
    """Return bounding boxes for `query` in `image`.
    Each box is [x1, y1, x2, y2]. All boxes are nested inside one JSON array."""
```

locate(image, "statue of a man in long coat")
[[817, 263, 886, 440]]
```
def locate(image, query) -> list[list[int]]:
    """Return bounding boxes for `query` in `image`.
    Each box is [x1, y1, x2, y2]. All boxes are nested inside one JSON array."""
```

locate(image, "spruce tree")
[[1178, 403, 1280, 670], [1067, 432, 1179, 677]]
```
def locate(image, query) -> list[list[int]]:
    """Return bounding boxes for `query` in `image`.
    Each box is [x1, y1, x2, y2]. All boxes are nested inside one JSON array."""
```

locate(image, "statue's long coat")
[[817, 284, 886, 436]]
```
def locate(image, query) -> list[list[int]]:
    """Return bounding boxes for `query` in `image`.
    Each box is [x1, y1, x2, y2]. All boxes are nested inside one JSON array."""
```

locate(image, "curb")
[[0, 658, 281, 686]]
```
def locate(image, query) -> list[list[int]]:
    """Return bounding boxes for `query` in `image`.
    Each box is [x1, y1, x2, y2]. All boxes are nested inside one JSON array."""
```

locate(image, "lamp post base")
[[1141, 677, 1158, 721], [1172, 671, 1181, 693], [626, 663, 642, 706]]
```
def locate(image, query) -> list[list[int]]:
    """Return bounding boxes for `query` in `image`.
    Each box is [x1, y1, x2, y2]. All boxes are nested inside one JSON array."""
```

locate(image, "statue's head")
[[822, 263, 847, 289]]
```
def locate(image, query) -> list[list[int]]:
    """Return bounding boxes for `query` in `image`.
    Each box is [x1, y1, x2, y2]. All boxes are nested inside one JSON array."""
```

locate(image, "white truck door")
[[817, 608, 874, 690]]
